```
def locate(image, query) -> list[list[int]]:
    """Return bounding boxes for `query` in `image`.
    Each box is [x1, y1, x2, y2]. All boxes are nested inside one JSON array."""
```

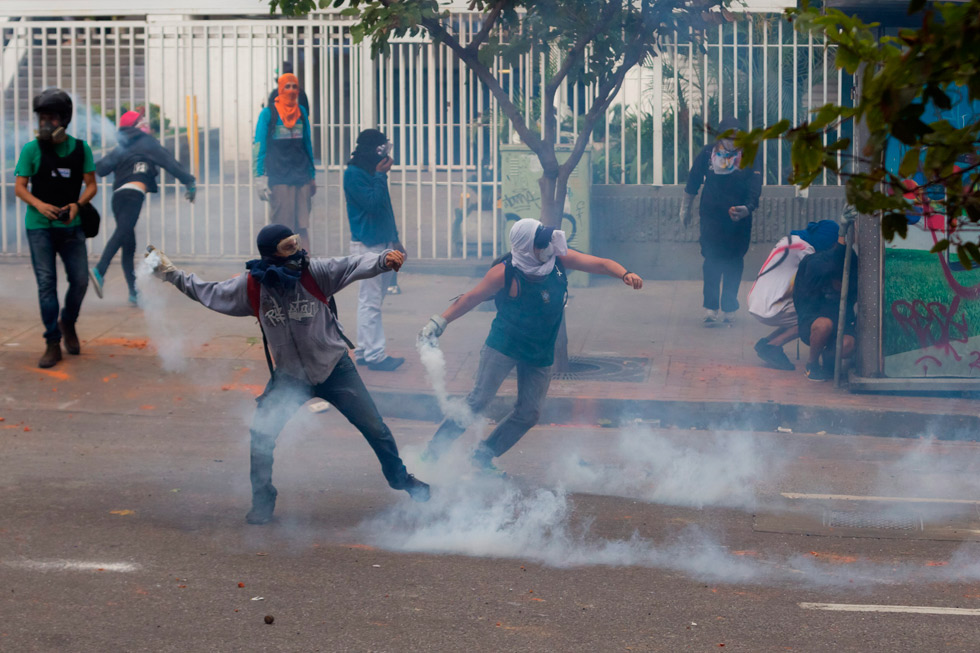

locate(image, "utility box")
[[499, 145, 591, 287]]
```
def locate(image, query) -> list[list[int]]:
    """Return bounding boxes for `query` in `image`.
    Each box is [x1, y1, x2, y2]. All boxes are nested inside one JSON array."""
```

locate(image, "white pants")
[[350, 241, 393, 363]]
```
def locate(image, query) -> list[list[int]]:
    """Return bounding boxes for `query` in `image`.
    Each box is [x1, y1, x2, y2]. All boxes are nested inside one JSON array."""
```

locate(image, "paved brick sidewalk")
[[2, 259, 977, 438]]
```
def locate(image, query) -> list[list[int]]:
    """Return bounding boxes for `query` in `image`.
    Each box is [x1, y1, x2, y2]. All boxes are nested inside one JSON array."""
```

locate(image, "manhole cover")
[[823, 510, 924, 531], [549, 356, 649, 382]]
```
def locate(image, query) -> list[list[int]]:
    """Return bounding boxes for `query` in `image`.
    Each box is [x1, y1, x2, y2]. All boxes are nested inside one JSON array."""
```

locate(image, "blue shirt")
[[343, 165, 399, 246]]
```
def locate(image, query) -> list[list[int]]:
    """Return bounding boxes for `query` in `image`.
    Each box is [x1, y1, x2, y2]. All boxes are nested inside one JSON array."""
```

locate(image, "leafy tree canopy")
[[269, 0, 726, 224], [737, 0, 980, 266]]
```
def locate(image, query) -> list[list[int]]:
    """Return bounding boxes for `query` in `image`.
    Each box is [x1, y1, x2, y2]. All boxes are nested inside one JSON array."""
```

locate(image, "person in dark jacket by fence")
[[681, 117, 763, 327], [793, 208, 859, 381], [90, 110, 195, 303]]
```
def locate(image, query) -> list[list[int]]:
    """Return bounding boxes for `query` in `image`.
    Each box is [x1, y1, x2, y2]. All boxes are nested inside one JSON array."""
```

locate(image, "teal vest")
[[485, 256, 568, 367]]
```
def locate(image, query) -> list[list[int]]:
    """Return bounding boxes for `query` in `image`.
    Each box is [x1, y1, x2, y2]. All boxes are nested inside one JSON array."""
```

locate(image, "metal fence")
[[0, 12, 851, 260]]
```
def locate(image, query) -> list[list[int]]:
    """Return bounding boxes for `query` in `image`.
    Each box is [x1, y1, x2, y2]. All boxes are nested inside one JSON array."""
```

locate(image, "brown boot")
[[38, 341, 62, 369], [59, 320, 80, 355]]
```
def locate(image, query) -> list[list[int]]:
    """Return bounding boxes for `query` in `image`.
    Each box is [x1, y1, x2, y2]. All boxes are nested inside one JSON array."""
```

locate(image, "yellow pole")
[[185, 95, 194, 176], [192, 95, 200, 177]]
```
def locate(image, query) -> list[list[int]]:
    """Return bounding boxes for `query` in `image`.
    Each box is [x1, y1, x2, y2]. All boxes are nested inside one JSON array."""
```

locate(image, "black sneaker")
[[246, 486, 277, 525], [804, 362, 831, 382], [367, 356, 404, 372], [391, 474, 430, 502], [754, 338, 796, 371]]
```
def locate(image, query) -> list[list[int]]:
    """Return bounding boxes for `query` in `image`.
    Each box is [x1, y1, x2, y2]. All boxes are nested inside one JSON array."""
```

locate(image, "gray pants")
[[427, 346, 552, 461], [350, 241, 393, 363]]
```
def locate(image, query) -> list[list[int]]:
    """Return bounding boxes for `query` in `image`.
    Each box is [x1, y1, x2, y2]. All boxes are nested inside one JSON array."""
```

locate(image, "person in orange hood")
[[254, 73, 316, 246]]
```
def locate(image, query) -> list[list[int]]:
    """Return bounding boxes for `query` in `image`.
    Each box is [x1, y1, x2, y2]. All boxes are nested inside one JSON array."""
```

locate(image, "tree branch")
[[465, 0, 507, 54], [542, 2, 621, 148], [418, 14, 545, 154]]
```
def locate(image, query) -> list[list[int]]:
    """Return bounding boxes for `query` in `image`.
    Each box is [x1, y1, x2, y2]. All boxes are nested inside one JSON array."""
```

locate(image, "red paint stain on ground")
[[139, 405, 156, 411], [345, 544, 378, 551], [926, 561, 949, 567], [219, 367, 262, 396], [30, 367, 70, 381], [98, 337, 150, 350], [733, 550, 759, 557], [103, 373, 118, 383], [809, 551, 858, 564]]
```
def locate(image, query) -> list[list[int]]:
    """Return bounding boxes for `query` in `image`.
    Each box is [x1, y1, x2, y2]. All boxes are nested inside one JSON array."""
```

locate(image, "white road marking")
[[800, 602, 980, 616], [781, 493, 980, 505], [3, 559, 140, 572]]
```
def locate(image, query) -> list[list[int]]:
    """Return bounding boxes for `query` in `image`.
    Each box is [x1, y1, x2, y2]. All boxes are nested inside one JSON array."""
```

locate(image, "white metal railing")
[[0, 13, 849, 260]]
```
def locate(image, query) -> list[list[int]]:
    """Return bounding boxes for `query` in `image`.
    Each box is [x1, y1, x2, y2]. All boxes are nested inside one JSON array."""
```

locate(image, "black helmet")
[[33, 88, 73, 126]]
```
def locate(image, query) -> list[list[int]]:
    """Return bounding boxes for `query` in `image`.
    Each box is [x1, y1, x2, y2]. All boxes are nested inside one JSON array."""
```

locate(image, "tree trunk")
[[538, 168, 572, 372]]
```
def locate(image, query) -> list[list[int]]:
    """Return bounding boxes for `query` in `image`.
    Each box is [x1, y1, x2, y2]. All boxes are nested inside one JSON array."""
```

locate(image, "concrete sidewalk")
[[1, 259, 978, 439]]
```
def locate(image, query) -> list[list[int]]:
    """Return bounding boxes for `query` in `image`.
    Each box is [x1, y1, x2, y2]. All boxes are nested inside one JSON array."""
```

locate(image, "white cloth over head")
[[508, 218, 568, 278]]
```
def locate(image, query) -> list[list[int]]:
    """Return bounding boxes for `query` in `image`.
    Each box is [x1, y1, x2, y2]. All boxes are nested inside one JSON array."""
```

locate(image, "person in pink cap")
[[90, 109, 196, 304]]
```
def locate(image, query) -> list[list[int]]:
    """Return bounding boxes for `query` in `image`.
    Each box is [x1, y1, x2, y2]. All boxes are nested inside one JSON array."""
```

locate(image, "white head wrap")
[[509, 218, 568, 278]]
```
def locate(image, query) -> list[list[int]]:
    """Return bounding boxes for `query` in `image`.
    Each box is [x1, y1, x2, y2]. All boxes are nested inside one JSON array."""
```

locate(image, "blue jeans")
[[27, 226, 88, 343], [248, 353, 409, 498], [428, 346, 552, 461]]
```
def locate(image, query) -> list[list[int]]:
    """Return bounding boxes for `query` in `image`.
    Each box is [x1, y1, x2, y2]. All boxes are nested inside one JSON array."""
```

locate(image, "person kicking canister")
[[146, 224, 430, 524], [418, 218, 644, 475]]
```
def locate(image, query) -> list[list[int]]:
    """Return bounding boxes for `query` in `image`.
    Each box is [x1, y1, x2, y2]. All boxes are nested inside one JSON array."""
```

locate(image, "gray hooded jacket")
[[165, 251, 391, 385]]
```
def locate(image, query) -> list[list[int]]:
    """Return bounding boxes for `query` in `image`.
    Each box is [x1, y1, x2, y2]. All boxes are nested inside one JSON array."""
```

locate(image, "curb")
[[372, 390, 980, 441]]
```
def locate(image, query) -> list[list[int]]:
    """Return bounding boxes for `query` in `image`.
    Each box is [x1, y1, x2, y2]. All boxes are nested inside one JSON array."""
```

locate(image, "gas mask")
[[37, 119, 67, 144]]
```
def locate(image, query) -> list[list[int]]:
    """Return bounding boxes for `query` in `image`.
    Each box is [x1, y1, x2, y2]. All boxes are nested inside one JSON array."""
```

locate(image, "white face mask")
[[535, 245, 554, 263]]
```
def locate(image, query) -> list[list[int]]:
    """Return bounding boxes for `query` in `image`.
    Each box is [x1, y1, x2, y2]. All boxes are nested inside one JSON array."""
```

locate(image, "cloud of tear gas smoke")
[[547, 426, 782, 510], [359, 472, 980, 587], [135, 252, 210, 372], [416, 338, 475, 427]]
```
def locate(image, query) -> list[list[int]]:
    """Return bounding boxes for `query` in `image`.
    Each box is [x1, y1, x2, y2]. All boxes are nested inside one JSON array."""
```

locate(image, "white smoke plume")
[[416, 338, 474, 427], [547, 426, 783, 510], [135, 251, 210, 372]]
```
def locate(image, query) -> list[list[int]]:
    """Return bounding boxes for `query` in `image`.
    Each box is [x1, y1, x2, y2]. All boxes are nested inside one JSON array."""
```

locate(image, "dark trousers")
[[96, 189, 145, 294], [26, 226, 88, 343], [702, 255, 744, 313], [428, 346, 552, 461], [248, 354, 408, 498]]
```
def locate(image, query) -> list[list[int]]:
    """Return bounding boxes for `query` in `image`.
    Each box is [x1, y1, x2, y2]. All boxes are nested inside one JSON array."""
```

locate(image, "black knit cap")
[[256, 223, 294, 258], [715, 117, 741, 139], [355, 128, 387, 149]]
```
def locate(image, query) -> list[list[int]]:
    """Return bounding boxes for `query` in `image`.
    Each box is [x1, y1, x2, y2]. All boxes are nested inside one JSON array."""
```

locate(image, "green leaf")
[[882, 212, 909, 241], [956, 245, 974, 270], [899, 148, 921, 178], [930, 239, 950, 254]]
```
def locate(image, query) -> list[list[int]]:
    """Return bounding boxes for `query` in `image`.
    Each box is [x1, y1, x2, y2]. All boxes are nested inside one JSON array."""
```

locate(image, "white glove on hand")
[[729, 205, 750, 222], [145, 245, 176, 279], [680, 194, 694, 228], [256, 176, 272, 202], [839, 204, 858, 236], [419, 314, 448, 343]]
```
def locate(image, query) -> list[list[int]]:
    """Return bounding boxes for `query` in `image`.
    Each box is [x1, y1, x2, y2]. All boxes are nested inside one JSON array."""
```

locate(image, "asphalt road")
[[3, 403, 980, 653]]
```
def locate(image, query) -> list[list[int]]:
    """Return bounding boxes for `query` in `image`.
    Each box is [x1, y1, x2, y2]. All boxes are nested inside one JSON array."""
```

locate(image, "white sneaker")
[[723, 311, 737, 324], [703, 309, 719, 326]]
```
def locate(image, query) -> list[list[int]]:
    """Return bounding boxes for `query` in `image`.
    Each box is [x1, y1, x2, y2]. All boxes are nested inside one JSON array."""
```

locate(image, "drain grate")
[[549, 356, 649, 382], [823, 510, 924, 531]]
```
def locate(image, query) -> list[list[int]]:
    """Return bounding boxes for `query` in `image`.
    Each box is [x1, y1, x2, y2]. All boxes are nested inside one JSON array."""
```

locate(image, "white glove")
[[839, 204, 858, 236], [256, 176, 272, 202], [145, 245, 176, 279], [419, 314, 448, 342], [729, 205, 750, 221], [680, 194, 695, 228]]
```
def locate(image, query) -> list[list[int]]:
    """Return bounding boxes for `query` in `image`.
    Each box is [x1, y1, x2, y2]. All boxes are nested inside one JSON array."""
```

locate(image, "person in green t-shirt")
[[14, 88, 98, 369]]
